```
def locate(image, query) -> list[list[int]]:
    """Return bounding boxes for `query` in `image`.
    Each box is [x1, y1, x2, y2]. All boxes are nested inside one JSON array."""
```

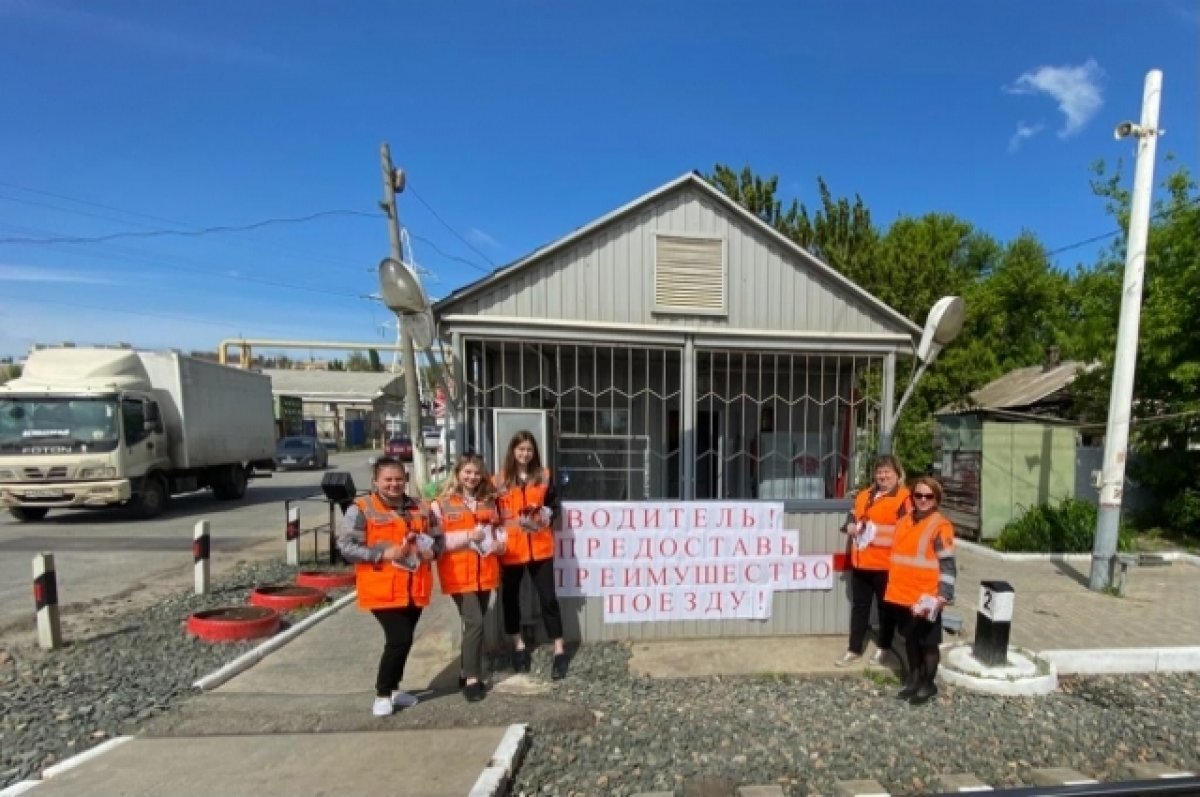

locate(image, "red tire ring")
[[249, 585, 328, 611], [296, 570, 355, 590], [187, 606, 280, 642]]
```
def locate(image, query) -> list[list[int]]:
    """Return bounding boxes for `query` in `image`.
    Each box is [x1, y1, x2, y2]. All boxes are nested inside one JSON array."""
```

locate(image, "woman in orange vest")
[[884, 475, 957, 705], [496, 431, 568, 680], [432, 453, 504, 702], [836, 455, 909, 667], [336, 456, 439, 717]]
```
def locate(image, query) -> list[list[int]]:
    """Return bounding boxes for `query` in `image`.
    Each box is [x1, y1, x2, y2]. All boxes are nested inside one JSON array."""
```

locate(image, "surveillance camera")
[[1113, 121, 1142, 140]]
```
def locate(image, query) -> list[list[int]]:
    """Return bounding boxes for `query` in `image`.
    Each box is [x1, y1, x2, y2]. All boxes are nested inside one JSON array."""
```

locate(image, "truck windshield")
[[0, 397, 121, 454]]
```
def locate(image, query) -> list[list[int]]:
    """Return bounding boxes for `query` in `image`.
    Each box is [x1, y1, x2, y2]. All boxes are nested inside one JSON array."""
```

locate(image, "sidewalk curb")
[[41, 736, 134, 780], [1040, 646, 1200, 674], [0, 781, 40, 796], [468, 724, 529, 797], [959, 541, 1091, 562], [959, 540, 1200, 567], [192, 591, 357, 691]]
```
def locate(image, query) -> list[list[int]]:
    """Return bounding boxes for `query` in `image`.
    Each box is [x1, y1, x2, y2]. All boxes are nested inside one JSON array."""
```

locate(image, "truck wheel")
[[9, 507, 50, 522], [129, 475, 168, 519], [212, 464, 248, 501]]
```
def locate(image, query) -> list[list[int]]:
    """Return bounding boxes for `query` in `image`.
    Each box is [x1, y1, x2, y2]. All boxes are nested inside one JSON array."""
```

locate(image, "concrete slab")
[[629, 635, 893, 678], [28, 730, 506, 797], [215, 592, 461, 696], [932, 773, 994, 792], [1028, 768, 1098, 787]]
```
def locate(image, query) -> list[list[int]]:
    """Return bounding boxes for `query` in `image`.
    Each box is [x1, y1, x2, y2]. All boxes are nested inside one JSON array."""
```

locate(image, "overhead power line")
[[1046, 197, 1200, 257], [0, 221, 370, 300], [0, 209, 376, 246], [406, 181, 497, 268], [0, 185, 367, 272]]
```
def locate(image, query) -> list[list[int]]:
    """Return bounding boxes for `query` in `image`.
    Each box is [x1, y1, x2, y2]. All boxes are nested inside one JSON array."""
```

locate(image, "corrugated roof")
[[262, 369, 405, 402], [938, 361, 1085, 414]]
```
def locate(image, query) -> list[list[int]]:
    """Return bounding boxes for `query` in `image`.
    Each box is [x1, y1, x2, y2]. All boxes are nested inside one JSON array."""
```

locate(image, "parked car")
[[275, 436, 329, 470], [384, 435, 414, 462]]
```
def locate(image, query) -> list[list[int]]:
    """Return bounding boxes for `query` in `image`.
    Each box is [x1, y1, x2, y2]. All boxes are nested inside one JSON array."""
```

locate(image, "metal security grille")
[[463, 340, 683, 500], [462, 339, 883, 501], [695, 350, 884, 500]]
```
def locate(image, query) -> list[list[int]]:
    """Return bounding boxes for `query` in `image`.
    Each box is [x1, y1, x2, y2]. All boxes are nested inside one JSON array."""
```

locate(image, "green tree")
[[1073, 162, 1200, 539], [368, 348, 384, 372], [327, 359, 345, 372], [346, 351, 371, 372]]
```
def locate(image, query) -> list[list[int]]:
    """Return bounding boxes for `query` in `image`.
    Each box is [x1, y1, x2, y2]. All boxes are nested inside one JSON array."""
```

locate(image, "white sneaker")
[[391, 691, 419, 709], [835, 651, 862, 667], [869, 649, 893, 666], [372, 697, 394, 717]]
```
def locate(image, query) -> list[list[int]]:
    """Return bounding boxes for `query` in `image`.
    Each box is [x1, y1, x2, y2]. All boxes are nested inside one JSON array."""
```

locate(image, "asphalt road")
[[0, 450, 380, 638]]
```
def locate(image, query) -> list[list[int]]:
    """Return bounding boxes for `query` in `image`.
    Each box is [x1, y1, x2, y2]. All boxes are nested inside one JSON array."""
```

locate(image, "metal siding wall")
[[455, 187, 897, 336]]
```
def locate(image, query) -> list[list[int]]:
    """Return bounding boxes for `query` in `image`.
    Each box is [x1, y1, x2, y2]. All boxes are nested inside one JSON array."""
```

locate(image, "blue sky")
[[0, 1, 1196, 359]]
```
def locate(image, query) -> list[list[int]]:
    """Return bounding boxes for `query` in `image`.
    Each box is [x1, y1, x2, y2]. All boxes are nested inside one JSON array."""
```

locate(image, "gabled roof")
[[434, 171, 921, 336], [263, 369, 404, 403], [938, 361, 1086, 415]]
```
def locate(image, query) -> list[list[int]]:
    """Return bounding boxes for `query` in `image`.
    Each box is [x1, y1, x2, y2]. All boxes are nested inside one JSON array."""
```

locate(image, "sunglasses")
[[912, 492, 936, 500]]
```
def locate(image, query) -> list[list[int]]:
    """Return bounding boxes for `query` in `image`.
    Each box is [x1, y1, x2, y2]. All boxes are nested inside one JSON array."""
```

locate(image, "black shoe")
[[458, 674, 466, 689], [464, 681, 486, 702], [512, 649, 531, 673], [551, 653, 569, 680], [908, 682, 938, 705]]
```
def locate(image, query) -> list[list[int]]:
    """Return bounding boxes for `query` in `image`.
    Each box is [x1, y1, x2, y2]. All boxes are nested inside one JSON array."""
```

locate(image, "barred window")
[[462, 339, 883, 502]]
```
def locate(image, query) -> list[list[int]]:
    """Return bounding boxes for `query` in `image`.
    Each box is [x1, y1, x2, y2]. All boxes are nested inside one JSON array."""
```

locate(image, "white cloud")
[[1006, 59, 1105, 138], [0, 0, 288, 67], [467, 227, 502, 249], [0, 265, 111, 284], [1008, 121, 1046, 153]]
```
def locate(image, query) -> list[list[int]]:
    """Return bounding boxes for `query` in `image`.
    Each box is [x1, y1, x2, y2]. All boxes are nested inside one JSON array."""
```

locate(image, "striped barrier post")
[[285, 503, 300, 566], [32, 552, 62, 650], [193, 520, 211, 595]]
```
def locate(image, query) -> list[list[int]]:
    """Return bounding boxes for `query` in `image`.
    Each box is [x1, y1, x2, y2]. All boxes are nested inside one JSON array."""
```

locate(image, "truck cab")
[[0, 390, 170, 519]]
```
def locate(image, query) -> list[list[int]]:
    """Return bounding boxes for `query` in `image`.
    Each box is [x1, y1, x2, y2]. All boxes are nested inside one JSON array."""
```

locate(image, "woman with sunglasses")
[[836, 455, 909, 667], [884, 476, 956, 705]]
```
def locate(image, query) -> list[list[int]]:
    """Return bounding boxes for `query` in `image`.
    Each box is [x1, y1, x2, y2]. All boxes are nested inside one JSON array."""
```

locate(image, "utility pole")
[[379, 142, 429, 492], [1089, 69, 1163, 592]]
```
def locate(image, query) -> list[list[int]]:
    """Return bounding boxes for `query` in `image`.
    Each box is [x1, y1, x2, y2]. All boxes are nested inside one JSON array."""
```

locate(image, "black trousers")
[[371, 606, 423, 697], [501, 558, 563, 641], [848, 567, 895, 655]]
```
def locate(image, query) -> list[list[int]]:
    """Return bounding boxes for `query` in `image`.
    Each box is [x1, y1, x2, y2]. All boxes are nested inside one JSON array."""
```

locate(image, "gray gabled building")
[[434, 171, 922, 639]]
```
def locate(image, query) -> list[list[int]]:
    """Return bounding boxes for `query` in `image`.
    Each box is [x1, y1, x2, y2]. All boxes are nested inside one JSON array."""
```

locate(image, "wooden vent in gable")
[[654, 234, 727, 315]]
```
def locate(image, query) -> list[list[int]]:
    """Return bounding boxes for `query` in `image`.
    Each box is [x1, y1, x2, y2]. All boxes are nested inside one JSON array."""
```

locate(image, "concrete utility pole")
[[379, 142, 429, 491], [1089, 69, 1164, 592]]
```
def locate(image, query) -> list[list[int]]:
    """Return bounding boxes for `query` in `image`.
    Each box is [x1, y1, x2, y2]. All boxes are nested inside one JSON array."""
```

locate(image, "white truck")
[[0, 346, 277, 520]]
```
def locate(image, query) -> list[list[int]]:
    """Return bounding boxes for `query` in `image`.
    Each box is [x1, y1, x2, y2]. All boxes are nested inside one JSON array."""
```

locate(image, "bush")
[[994, 498, 1133, 553], [1162, 488, 1200, 542]]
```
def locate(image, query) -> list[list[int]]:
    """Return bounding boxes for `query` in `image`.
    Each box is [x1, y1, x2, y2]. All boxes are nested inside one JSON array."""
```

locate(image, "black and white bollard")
[[285, 504, 300, 566], [32, 553, 62, 650], [973, 579, 1015, 666], [193, 520, 211, 595]]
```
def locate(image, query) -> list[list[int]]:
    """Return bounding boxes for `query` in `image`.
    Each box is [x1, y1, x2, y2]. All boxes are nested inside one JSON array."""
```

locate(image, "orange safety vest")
[[849, 485, 910, 571], [496, 469, 555, 566], [352, 493, 434, 610], [435, 494, 501, 594], [884, 510, 955, 609]]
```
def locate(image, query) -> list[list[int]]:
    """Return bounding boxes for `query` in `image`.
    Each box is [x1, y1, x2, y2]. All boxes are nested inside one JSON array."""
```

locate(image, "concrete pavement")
[[7, 546, 1198, 797]]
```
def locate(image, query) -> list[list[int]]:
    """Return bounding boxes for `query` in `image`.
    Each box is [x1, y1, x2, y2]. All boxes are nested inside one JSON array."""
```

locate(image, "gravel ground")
[[0, 561, 349, 789], [512, 644, 1200, 797]]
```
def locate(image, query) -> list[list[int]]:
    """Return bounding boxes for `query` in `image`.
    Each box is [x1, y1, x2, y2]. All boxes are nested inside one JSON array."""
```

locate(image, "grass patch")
[[862, 668, 900, 687]]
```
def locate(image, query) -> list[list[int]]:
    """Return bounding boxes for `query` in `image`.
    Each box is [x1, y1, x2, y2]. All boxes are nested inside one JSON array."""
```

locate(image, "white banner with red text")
[[553, 501, 833, 623]]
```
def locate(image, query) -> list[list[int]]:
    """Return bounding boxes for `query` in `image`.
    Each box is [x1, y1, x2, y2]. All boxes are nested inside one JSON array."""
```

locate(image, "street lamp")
[[377, 255, 432, 489], [879, 295, 965, 455]]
